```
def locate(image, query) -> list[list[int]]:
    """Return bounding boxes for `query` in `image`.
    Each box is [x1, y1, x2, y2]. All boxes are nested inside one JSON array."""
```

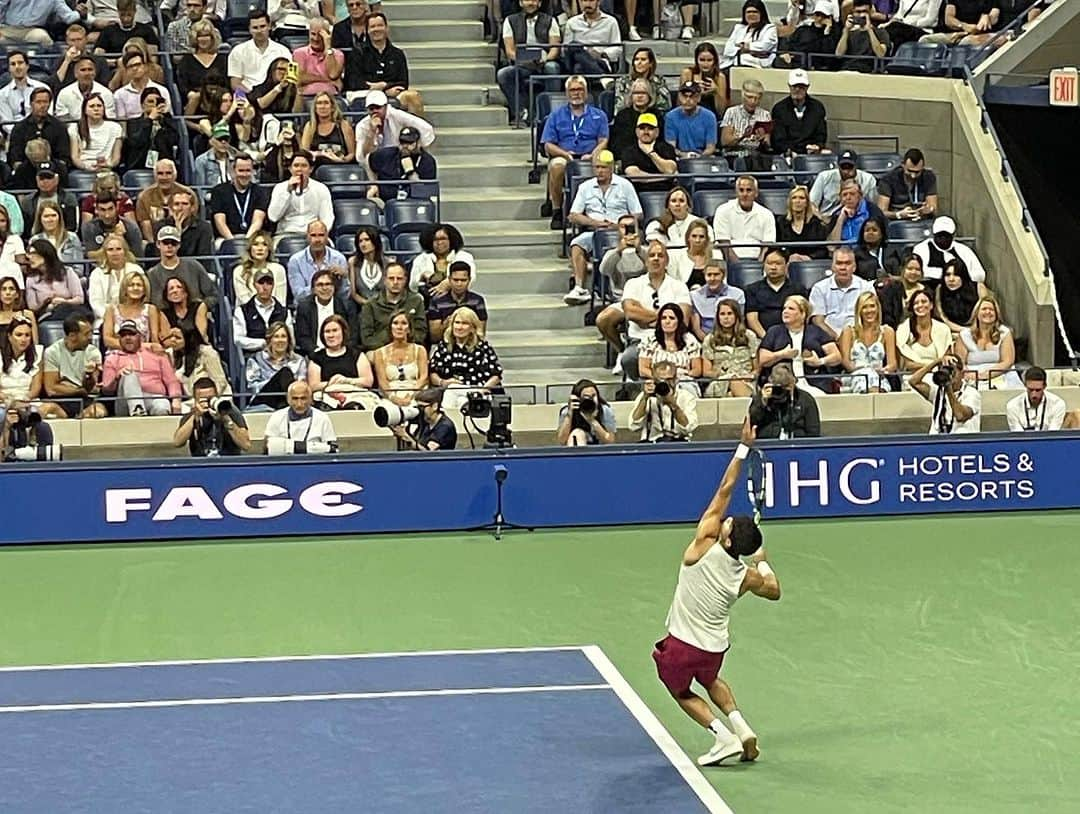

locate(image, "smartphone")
[[234, 88, 247, 103], [286, 61, 299, 84], [851, 14, 867, 25], [624, 222, 637, 236]]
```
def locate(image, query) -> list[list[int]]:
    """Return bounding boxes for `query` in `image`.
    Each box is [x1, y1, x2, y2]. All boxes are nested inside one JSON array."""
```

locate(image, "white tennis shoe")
[[697, 732, 744, 766]]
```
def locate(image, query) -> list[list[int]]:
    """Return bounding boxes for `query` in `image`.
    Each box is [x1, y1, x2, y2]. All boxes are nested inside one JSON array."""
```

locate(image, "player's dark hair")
[[728, 515, 762, 558]]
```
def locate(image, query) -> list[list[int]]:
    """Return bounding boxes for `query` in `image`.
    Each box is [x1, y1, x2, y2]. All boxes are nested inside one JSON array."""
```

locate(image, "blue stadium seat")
[[66, 170, 97, 192], [535, 93, 569, 122], [218, 237, 249, 264], [225, 0, 266, 38], [792, 153, 837, 186], [726, 260, 764, 288], [757, 189, 791, 217], [884, 42, 947, 77], [678, 157, 733, 191], [39, 320, 66, 348], [598, 89, 615, 121], [385, 200, 436, 238], [788, 259, 833, 291], [887, 219, 933, 248], [692, 189, 736, 219], [392, 232, 423, 253], [946, 44, 979, 78], [857, 152, 902, 176], [592, 228, 621, 258], [315, 165, 368, 198], [335, 234, 357, 255], [332, 200, 380, 237], [275, 236, 309, 268], [639, 191, 669, 225], [122, 169, 155, 191]]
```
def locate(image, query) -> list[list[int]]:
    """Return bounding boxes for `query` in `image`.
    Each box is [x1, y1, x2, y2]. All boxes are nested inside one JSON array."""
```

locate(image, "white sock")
[[728, 710, 755, 742], [708, 719, 733, 739]]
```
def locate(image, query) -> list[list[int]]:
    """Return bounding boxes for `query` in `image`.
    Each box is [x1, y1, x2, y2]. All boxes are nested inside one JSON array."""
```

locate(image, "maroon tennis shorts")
[[652, 634, 727, 695]]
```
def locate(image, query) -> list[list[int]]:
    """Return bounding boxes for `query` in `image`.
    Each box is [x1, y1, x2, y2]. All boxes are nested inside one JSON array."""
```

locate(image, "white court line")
[[582, 645, 735, 814], [0, 683, 611, 715], [0, 645, 587, 673]]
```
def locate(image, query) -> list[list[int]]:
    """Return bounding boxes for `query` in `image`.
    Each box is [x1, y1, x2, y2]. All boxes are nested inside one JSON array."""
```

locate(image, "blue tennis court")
[[0, 646, 730, 813]]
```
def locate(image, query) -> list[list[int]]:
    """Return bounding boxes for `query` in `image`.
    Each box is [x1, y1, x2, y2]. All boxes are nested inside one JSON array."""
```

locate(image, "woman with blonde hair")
[[758, 294, 839, 392], [233, 232, 287, 305], [102, 271, 161, 352], [31, 201, 84, 270], [87, 235, 146, 327], [775, 185, 829, 261], [300, 91, 356, 168], [954, 295, 1022, 389], [702, 298, 758, 397], [839, 291, 897, 393], [177, 19, 228, 107], [246, 321, 307, 410], [429, 306, 502, 410], [373, 310, 430, 406]]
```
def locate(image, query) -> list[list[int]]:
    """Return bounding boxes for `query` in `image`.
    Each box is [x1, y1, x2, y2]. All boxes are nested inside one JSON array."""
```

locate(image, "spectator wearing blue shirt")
[[664, 81, 718, 159], [540, 74, 609, 229], [287, 220, 351, 300], [827, 178, 885, 247], [690, 261, 745, 340], [564, 150, 642, 305], [0, 0, 80, 46]]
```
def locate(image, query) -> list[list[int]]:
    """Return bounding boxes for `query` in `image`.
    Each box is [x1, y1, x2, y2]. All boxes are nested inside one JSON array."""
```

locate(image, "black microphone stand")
[[469, 465, 533, 541]]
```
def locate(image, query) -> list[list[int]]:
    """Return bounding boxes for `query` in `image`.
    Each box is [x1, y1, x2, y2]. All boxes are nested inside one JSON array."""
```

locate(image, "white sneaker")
[[628, 25, 642, 41], [680, 25, 694, 41], [131, 404, 146, 417], [697, 732, 744, 767], [611, 358, 623, 375], [563, 285, 590, 305]]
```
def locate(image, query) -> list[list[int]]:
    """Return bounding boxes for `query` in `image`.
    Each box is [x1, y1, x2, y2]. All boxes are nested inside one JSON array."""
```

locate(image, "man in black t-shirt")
[[208, 154, 270, 241], [620, 113, 678, 190], [835, 1, 890, 72], [743, 249, 808, 337], [172, 378, 251, 456], [877, 147, 938, 222], [94, 0, 160, 62]]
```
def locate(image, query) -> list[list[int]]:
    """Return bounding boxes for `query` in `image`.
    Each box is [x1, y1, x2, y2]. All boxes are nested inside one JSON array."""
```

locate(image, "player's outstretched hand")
[[740, 416, 757, 446]]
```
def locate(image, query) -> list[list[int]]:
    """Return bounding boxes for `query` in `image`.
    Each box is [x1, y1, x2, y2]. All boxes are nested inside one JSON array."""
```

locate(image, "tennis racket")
[[745, 447, 767, 526]]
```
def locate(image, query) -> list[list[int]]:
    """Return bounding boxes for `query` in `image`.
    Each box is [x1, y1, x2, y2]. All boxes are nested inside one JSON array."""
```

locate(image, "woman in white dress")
[[895, 289, 952, 373], [839, 291, 898, 393], [954, 296, 1023, 389], [638, 303, 703, 395]]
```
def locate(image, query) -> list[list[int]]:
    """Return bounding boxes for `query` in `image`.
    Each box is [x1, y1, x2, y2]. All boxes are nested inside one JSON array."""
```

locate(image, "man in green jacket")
[[359, 262, 427, 351]]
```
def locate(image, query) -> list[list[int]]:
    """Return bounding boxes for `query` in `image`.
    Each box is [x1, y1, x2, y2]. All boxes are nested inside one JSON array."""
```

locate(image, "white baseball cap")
[[365, 89, 389, 108], [788, 68, 810, 87], [932, 216, 956, 235], [812, 0, 834, 15]]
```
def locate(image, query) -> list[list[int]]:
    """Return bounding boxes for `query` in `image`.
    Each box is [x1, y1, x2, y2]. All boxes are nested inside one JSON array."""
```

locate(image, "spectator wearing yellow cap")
[[564, 150, 643, 305], [620, 113, 678, 189], [610, 78, 665, 164]]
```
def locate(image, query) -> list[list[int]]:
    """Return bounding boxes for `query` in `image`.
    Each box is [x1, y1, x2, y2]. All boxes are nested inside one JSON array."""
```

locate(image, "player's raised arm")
[[688, 419, 756, 561], [740, 545, 781, 601]]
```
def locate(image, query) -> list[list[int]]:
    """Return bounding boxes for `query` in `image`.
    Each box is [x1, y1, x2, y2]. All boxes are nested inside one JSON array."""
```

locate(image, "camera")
[[577, 395, 597, 414], [654, 381, 671, 398], [373, 401, 420, 428], [461, 391, 492, 419], [851, 14, 867, 25], [932, 364, 956, 387], [765, 385, 791, 408], [210, 396, 232, 415], [266, 438, 339, 455]]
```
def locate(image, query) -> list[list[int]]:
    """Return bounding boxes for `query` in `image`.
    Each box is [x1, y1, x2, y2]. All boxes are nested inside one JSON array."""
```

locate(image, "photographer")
[[748, 362, 821, 439], [172, 377, 251, 457], [910, 354, 981, 435], [629, 361, 698, 443], [2, 404, 60, 462], [557, 378, 616, 446], [389, 388, 458, 451], [264, 381, 338, 455], [835, 1, 890, 72]]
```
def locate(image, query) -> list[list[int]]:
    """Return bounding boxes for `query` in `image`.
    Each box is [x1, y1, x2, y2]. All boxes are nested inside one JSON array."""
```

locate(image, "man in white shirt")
[[113, 51, 171, 120], [1006, 366, 1069, 432], [264, 381, 338, 455], [354, 88, 435, 163], [0, 51, 47, 144], [54, 55, 117, 121], [620, 240, 692, 378], [808, 246, 873, 339], [266, 151, 334, 237], [911, 354, 981, 435], [561, 0, 621, 76], [629, 360, 698, 442], [913, 215, 987, 283], [227, 10, 292, 92], [712, 175, 776, 263], [233, 269, 291, 354]]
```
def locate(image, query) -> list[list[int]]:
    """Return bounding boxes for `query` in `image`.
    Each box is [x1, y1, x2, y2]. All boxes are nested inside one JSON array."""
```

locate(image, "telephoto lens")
[[654, 381, 671, 397]]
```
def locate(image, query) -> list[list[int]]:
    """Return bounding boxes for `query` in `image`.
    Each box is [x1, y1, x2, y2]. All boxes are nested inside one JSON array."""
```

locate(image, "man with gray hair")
[[808, 246, 873, 340], [292, 17, 344, 98], [809, 148, 878, 218], [720, 78, 771, 167], [629, 360, 698, 442], [749, 362, 821, 439]]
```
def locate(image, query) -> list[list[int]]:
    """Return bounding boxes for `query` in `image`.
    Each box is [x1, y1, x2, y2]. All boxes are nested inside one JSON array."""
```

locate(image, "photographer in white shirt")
[[1006, 366, 1069, 432], [910, 353, 981, 435], [264, 380, 338, 454]]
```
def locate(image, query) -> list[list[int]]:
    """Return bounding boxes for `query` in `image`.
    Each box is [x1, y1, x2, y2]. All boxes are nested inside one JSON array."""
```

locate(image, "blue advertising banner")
[[0, 433, 1075, 546]]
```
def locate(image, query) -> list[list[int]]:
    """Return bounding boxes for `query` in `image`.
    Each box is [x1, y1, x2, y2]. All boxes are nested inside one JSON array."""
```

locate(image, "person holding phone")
[[228, 11, 292, 93], [835, 0, 890, 71], [367, 126, 437, 203]]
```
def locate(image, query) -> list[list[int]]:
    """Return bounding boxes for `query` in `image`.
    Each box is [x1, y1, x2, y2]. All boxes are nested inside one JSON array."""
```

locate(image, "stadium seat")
[[678, 157, 733, 191], [218, 237, 249, 264], [592, 228, 621, 258], [275, 236, 308, 268], [639, 191, 669, 225], [598, 89, 615, 121], [122, 169, 155, 191], [692, 189, 736, 219], [792, 153, 836, 185], [332, 200, 380, 237], [757, 189, 791, 217], [857, 152, 902, 176], [315, 165, 368, 198], [39, 320, 66, 348], [887, 219, 933, 248], [726, 260, 763, 288], [66, 170, 97, 192], [392, 232, 423, 254], [225, 0, 266, 37], [335, 234, 357, 255], [385, 200, 436, 238], [535, 93, 569, 123], [946, 44, 979, 78], [788, 259, 833, 291], [884, 42, 947, 77]]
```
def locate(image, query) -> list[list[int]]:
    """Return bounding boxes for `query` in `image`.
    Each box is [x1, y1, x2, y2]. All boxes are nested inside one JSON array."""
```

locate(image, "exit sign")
[[1050, 68, 1078, 107]]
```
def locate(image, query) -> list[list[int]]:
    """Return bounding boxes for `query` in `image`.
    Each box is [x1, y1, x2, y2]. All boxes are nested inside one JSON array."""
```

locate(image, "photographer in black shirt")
[[748, 363, 821, 439], [388, 387, 458, 451], [172, 377, 251, 456]]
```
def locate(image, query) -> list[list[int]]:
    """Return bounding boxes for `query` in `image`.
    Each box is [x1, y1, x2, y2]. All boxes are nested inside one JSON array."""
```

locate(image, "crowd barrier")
[[2, 431, 1077, 545]]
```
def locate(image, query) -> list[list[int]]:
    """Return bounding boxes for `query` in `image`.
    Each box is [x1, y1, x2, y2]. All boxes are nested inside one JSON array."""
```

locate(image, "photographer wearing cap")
[[748, 362, 821, 439], [388, 387, 458, 451], [630, 360, 698, 442], [910, 353, 981, 435], [173, 377, 251, 456], [557, 378, 616, 446]]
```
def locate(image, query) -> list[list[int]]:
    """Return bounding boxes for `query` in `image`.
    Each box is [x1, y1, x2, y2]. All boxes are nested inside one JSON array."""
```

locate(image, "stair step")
[[457, 220, 561, 248], [473, 259, 569, 294], [401, 42, 498, 61], [437, 156, 533, 187], [441, 186, 548, 221], [486, 293, 592, 330], [430, 126, 533, 150], [392, 20, 485, 42], [425, 104, 510, 128], [486, 328, 606, 360], [411, 61, 495, 86], [389, 0, 487, 21], [420, 83, 508, 107]]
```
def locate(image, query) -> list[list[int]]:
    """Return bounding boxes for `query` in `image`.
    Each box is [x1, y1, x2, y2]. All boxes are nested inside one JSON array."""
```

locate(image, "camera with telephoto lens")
[[765, 384, 791, 408], [932, 363, 957, 387], [461, 391, 492, 418], [577, 395, 597, 414], [209, 396, 232, 415], [265, 437, 339, 455], [653, 381, 671, 398], [373, 401, 421, 428]]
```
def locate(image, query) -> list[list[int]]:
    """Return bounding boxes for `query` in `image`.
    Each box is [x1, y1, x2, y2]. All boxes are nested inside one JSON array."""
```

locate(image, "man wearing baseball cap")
[[621, 112, 678, 185], [770, 69, 829, 155], [233, 269, 290, 356], [18, 160, 79, 235], [100, 319, 184, 417], [664, 81, 717, 160], [192, 120, 233, 188], [912, 216, 987, 284], [778, 2, 841, 64], [367, 124, 438, 202], [808, 148, 878, 218], [354, 86, 435, 163]]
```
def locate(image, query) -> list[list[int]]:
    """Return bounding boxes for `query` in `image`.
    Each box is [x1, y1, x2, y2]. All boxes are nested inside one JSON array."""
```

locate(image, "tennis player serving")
[[652, 417, 781, 766]]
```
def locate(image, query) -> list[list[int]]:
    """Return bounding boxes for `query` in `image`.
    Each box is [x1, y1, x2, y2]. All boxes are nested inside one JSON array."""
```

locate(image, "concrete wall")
[[734, 68, 1056, 365]]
